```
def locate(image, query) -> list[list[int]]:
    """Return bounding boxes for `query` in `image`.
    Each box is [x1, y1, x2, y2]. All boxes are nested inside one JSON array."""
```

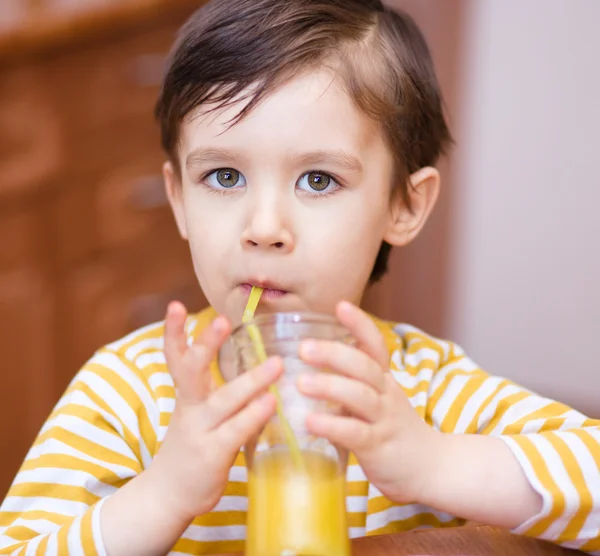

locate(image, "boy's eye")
[[297, 171, 337, 193], [206, 168, 246, 189]]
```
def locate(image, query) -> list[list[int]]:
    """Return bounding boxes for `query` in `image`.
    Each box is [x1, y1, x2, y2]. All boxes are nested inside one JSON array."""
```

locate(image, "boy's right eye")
[[205, 168, 246, 189]]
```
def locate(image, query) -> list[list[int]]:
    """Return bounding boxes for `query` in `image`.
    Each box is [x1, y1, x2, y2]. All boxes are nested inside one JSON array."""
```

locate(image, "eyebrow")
[[185, 146, 364, 174], [186, 147, 243, 169], [293, 150, 363, 174]]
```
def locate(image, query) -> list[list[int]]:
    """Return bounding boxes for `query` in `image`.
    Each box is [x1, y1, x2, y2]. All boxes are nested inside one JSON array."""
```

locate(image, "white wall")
[[448, 0, 600, 416]]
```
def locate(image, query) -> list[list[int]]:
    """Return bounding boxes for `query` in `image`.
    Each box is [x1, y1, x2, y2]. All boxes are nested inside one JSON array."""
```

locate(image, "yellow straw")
[[243, 287, 304, 469]]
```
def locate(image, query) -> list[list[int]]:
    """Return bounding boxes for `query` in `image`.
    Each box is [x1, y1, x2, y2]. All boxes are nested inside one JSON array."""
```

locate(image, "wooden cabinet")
[[0, 1, 205, 497]]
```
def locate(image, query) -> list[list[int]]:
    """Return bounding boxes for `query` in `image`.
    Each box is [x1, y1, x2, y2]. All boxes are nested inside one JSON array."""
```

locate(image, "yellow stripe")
[[367, 496, 397, 514], [401, 378, 433, 399], [36, 535, 49, 555], [504, 402, 569, 435], [0, 511, 71, 528], [81, 506, 99, 556], [465, 379, 512, 433], [194, 511, 246, 527], [426, 367, 484, 415], [108, 323, 165, 355], [347, 511, 366, 528], [346, 482, 368, 496], [87, 361, 158, 457], [223, 482, 248, 497], [2, 526, 38, 542], [20, 454, 128, 487], [173, 537, 244, 555], [69, 380, 145, 463], [56, 518, 70, 555], [159, 412, 171, 427], [508, 435, 564, 537], [9, 484, 99, 505], [570, 429, 600, 467], [440, 373, 488, 432], [367, 513, 464, 536], [34, 426, 141, 472], [544, 433, 592, 542], [155, 386, 175, 399], [479, 391, 530, 434], [581, 536, 600, 551], [538, 418, 566, 432]]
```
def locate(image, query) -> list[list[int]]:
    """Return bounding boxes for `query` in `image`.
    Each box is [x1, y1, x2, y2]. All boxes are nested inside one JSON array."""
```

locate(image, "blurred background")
[[0, 0, 598, 497]]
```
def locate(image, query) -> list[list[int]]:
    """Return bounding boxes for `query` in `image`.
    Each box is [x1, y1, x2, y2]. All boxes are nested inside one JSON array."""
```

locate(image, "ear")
[[163, 161, 188, 240], [383, 166, 440, 247]]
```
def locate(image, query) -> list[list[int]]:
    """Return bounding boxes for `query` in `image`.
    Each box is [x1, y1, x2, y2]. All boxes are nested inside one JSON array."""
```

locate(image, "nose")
[[241, 190, 294, 253]]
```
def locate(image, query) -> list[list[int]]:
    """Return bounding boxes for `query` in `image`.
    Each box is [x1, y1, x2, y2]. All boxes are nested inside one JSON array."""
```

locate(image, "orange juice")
[[246, 449, 349, 556]]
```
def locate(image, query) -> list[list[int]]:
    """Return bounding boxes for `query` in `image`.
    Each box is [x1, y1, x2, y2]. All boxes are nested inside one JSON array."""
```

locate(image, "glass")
[[231, 312, 354, 556]]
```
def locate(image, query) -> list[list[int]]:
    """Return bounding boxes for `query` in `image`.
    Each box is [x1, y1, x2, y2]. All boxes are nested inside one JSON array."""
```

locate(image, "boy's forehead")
[[179, 70, 386, 163]]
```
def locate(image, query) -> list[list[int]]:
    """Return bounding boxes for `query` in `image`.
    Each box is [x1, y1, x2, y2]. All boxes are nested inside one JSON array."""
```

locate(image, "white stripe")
[[67, 514, 84, 555], [93, 498, 109, 556], [158, 398, 176, 413], [136, 352, 166, 369], [429, 357, 480, 397], [24, 535, 44, 556], [489, 396, 553, 436], [366, 504, 455, 533], [45, 532, 58, 556], [47, 414, 137, 461], [390, 369, 433, 390], [346, 464, 367, 482], [228, 466, 248, 482], [6, 518, 59, 535], [346, 495, 367, 513], [557, 431, 600, 545], [0, 536, 19, 550], [77, 369, 152, 467], [348, 526, 365, 538], [13, 469, 118, 500], [27, 438, 137, 479], [182, 524, 246, 542], [1, 497, 89, 516], [105, 321, 164, 351], [49, 389, 126, 439], [501, 436, 554, 535], [403, 347, 441, 369], [125, 337, 164, 361], [476, 384, 523, 431], [430, 374, 471, 428], [148, 372, 173, 390], [454, 376, 505, 433], [212, 496, 247, 512], [558, 410, 592, 430], [407, 391, 428, 409]]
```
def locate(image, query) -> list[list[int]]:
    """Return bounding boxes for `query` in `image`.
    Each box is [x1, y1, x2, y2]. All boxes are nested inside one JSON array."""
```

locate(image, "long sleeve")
[[419, 336, 600, 552], [0, 347, 159, 555]]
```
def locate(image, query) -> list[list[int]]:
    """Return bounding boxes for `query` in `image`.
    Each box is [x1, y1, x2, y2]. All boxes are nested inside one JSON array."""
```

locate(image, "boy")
[[1, 0, 599, 554]]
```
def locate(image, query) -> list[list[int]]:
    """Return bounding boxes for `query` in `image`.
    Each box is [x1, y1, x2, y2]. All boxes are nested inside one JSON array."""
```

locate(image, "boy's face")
[[165, 70, 434, 325]]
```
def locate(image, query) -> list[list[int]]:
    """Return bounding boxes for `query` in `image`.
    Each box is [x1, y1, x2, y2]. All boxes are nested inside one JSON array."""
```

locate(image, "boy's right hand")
[[149, 301, 281, 523]]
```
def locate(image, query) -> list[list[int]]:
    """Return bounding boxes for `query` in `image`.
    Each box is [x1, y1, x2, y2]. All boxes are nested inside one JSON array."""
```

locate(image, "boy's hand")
[[150, 301, 282, 522], [297, 301, 438, 504]]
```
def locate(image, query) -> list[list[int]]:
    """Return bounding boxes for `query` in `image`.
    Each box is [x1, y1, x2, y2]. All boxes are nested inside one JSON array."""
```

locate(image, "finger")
[[297, 373, 381, 422], [299, 340, 385, 393], [216, 392, 277, 453], [336, 301, 389, 371], [204, 357, 283, 426], [306, 412, 372, 452], [164, 301, 188, 366]]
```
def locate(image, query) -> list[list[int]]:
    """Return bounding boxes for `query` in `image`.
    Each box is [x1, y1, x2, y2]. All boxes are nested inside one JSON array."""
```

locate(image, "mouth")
[[239, 280, 289, 300]]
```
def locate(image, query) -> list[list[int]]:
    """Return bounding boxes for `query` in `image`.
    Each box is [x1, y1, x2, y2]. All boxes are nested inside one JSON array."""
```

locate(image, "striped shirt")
[[1, 306, 599, 555]]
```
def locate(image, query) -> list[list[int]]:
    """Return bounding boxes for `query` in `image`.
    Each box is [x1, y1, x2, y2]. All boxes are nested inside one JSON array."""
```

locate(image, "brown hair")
[[155, 0, 452, 282]]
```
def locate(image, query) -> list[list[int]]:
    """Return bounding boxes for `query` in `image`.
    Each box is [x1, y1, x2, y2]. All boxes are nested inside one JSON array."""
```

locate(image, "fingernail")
[[301, 340, 318, 357], [298, 373, 317, 391]]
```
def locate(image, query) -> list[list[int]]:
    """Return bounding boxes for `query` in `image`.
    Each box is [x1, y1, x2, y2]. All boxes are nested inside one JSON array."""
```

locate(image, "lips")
[[239, 280, 289, 299]]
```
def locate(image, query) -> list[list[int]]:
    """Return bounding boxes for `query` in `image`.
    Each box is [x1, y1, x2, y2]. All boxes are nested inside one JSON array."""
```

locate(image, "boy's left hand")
[[297, 301, 439, 504]]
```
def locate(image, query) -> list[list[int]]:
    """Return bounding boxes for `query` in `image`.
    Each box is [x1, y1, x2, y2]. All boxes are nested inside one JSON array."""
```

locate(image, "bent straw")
[[243, 286, 304, 469]]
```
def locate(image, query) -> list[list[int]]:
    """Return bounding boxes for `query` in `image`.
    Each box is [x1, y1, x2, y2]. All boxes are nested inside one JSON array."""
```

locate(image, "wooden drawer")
[[53, 152, 176, 265], [0, 65, 61, 199], [59, 243, 203, 376], [44, 22, 178, 135], [0, 208, 37, 270]]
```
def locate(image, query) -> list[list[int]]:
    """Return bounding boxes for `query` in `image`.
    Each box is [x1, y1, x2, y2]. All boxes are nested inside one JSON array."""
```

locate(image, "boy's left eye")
[[205, 168, 247, 189], [296, 171, 338, 193]]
